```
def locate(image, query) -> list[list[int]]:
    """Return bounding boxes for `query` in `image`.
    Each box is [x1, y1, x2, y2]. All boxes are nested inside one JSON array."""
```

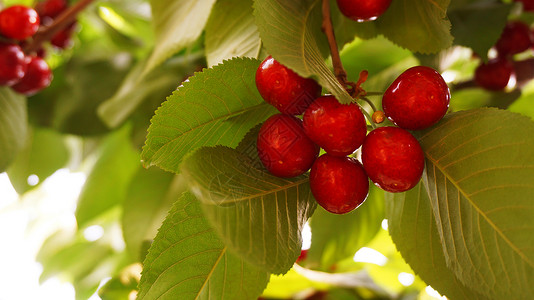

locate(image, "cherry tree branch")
[[321, 0, 347, 87], [24, 0, 95, 54]]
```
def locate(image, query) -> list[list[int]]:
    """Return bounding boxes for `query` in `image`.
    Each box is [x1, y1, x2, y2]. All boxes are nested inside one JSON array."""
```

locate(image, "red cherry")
[[35, 0, 68, 19], [474, 58, 514, 91], [257, 114, 319, 177], [0, 43, 27, 86], [495, 21, 533, 57], [256, 56, 322, 115], [12, 56, 52, 96], [361, 127, 424, 193], [296, 249, 308, 264], [310, 154, 369, 214], [0, 5, 40, 40], [303, 95, 367, 156], [382, 66, 450, 131], [336, 0, 392, 22], [51, 22, 76, 49], [514, 0, 534, 12]]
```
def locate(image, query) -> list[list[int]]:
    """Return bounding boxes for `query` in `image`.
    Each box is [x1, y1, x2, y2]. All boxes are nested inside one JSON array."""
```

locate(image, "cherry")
[[474, 58, 514, 91], [0, 43, 27, 86], [495, 21, 533, 57], [0, 5, 40, 40], [257, 114, 319, 177], [514, 0, 534, 12], [35, 0, 67, 19], [51, 22, 76, 49], [303, 95, 367, 156], [382, 66, 450, 130], [256, 56, 322, 115], [310, 154, 369, 214], [336, 0, 392, 22], [361, 127, 424, 193], [12, 56, 52, 96]]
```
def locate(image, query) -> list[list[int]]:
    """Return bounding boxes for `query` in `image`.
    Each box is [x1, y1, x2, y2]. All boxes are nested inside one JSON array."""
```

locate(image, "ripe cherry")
[[303, 95, 367, 156], [474, 58, 514, 91], [336, 0, 392, 22], [51, 22, 76, 49], [0, 5, 40, 40], [361, 127, 424, 193], [382, 66, 450, 130], [256, 56, 322, 115], [257, 114, 319, 178], [310, 154, 369, 214], [495, 21, 533, 57], [35, 0, 67, 20], [12, 56, 52, 96], [0, 43, 27, 86]]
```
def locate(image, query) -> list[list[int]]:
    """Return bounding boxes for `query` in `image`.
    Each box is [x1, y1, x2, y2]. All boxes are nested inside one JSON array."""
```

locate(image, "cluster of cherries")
[[255, 56, 450, 215], [0, 0, 74, 96], [474, 3, 534, 90]]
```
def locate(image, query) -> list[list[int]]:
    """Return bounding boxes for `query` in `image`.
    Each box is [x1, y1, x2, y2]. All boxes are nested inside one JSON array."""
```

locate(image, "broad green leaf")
[[205, 0, 261, 67], [386, 183, 484, 299], [142, 57, 277, 173], [307, 185, 385, 270], [76, 125, 139, 227], [448, 1, 512, 60], [376, 0, 453, 54], [122, 168, 186, 261], [0, 87, 27, 172], [181, 146, 317, 274], [98, 264, 141, 300], [253, 0, 353, 104], [7, 127, 69, 194], [417, 108, 534, 298], [145, 0, 216, 74], [137, 192, 270, 300]]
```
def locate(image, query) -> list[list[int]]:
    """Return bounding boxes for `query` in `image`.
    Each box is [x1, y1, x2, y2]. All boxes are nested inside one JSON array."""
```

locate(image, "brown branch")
[[321, 0, 347, 87], [24, 0, 95, 54]]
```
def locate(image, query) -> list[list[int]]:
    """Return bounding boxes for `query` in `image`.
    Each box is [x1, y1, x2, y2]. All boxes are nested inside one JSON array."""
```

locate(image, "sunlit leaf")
[[0, 87, 27, 172]]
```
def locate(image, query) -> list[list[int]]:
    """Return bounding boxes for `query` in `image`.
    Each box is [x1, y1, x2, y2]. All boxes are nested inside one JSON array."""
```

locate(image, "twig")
[[321, 0, 347, 87], [24, 0, 95, 54]]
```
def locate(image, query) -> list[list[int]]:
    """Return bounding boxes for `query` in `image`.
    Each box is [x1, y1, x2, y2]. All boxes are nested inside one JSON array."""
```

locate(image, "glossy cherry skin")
[[515, 0, 534, 12], [257, 114, 319, 177], [361, 127, 424, 193], [310, 154, 369, 214], [303, 95, 367, 156], [0, 5, 40, 40], [0, 43, 27, 86], [495, 21, 533, 56], [256, 56, 322, 115], [474, 58, 514, 91], [336, 0, 392, 22], [12, 56, 52, 96], [382, 66, 450, 131]]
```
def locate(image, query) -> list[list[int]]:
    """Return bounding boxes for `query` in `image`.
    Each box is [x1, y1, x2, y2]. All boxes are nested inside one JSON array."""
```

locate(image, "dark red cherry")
[[495, 21, 533, 56], [35, 0, 67, 19], [336, 0, 392, 22], [12, 56, 52, 96], [382, 66, 450, 131], [0, 43, 27, 86], [0, 5, 40, 40], [303, 95, 367, 156], [257, 114, 319, 177], [514, 0, 534, 12], [474, 58, 514, 91], [256, 56, 322, 115], [361, 127, 424, 193], [310, 154, 369, 214], [51, 22, 76, 49]]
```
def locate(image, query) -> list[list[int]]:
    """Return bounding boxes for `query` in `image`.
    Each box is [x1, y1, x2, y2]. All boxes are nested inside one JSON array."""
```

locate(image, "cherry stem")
[[361, 108, 376, 130], [364, 91, 384, 97], [321, 0, 348, 87], [360, 96, 378, 113], [24, 0, 95, 54]]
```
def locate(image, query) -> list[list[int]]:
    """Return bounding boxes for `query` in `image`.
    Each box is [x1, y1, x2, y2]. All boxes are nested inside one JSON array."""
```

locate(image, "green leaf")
[[417, 108, 534, 298], [137, 192, 270, 300], [144, 0, 216, 74], [122, 168, 186, 261], [307, 185, 385, 270], [7, 127, 69, 194], [376, 0, 453, 54], [205, 0, 261, 67], [76, 125, 139, 227], [448, 1, 512, 59], [142, 57, 277, 173], [181, 146, 317, 274], [253, 0, 353, 104], [0, 87, 27, 172], [386, 183, 485, 299]]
